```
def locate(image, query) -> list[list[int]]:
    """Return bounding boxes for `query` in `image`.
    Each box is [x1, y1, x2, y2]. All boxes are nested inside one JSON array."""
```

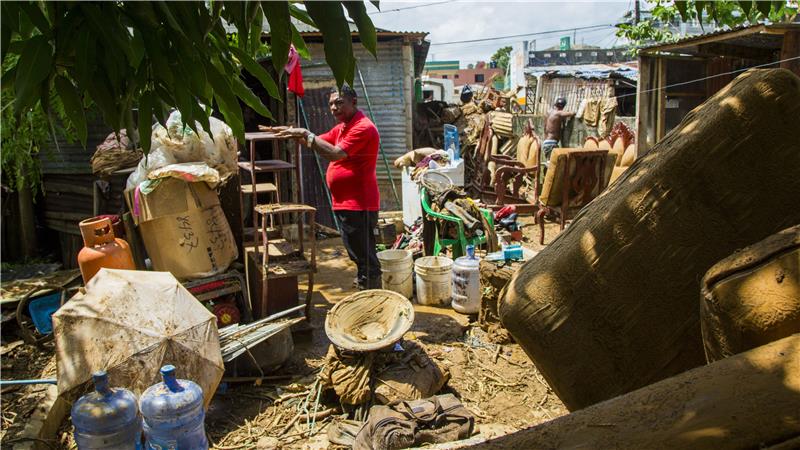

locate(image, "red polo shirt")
[[319, 110, 380, 211]]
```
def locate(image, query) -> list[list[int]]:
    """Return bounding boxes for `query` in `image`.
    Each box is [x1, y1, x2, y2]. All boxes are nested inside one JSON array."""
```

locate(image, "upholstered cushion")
[[621, 144, 636, 167], [539, 148, 616, 207]]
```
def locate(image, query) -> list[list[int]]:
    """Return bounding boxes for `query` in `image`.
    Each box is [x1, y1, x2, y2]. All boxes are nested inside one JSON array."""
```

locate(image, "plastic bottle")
[[140, 365, 208, 450], [71, 371, 142, 450], [451, 245, 481, 314], [77, 216, 135, 284]]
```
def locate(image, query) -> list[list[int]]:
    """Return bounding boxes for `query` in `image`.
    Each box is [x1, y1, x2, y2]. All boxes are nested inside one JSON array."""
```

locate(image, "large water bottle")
[[140, 365, 208, 450], [71, 371, 142, 450], [451, 245, 481, 314]]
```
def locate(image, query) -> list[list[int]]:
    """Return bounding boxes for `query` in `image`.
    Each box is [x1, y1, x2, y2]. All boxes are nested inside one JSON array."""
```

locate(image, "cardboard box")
[[125, 179, 238, 280]]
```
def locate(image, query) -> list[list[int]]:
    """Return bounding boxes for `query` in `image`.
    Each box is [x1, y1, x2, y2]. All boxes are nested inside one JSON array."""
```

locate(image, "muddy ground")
[[1, 218, 568, 449]]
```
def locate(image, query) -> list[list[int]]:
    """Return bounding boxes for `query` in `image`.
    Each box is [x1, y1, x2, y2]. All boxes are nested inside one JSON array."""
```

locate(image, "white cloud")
[[366, 1, 633, 65]]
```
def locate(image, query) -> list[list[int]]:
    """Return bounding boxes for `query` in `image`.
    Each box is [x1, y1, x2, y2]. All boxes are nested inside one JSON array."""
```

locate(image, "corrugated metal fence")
[[533, 76, 613, 116]]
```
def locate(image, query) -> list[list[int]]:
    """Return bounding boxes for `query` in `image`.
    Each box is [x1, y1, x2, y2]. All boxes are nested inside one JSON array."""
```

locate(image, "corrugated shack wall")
[[302, 39, 411, 211], [533, 76, 613, 116]]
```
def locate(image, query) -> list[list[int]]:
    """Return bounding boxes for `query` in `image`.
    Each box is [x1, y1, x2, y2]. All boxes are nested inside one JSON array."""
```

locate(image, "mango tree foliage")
[[616, 1, 798, 52], [0, 1, 379, 159]]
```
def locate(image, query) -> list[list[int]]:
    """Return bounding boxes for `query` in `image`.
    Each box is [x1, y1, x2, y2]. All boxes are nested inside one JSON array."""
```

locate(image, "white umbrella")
[[52, 269, 223, 407]]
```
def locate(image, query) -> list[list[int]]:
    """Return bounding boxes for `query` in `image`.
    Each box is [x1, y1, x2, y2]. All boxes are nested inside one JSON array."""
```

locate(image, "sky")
[[364, 1, 635, 66]]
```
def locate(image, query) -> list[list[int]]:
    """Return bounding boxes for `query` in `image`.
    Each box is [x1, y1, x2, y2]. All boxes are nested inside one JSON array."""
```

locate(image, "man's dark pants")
[[334, 210, 382, 287]]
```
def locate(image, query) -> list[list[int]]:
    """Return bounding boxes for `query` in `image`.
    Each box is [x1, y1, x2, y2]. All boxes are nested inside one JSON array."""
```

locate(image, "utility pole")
[[634, 0, 640, 24]]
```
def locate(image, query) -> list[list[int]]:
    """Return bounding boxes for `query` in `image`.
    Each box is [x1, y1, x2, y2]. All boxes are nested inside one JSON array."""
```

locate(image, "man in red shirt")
[[278, 85, 382, 290]]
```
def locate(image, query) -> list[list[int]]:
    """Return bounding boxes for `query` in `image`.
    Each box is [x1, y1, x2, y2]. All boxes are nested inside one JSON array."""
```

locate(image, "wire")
[[613, 55, 800, 100], [430, 23, 616, 46], [371, 1, 455, 14]]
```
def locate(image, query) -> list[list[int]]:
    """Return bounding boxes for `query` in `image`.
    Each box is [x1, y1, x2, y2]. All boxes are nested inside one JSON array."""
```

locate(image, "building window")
[[576, 52, 582, 57], [591, 51, 598, 56], [442, 75, 448, 79], [475, 74, 485, 82], [606, 51, 614, 56], [543, 53, 551, 58], [454, 74, 459, 79]]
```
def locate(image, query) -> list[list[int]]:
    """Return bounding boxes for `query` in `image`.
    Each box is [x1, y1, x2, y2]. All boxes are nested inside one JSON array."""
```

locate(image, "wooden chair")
[[535, 148, 616, 245], [492, 119, 542, 213]]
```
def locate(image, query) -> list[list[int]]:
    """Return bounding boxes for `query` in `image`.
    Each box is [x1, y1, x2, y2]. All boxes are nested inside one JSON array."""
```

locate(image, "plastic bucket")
[[377, 250, 414, 299], [414, 256, 454, 306]]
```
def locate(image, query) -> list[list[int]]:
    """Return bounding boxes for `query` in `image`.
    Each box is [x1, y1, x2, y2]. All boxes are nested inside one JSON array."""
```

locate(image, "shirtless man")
[[542, 97, 575, 163]]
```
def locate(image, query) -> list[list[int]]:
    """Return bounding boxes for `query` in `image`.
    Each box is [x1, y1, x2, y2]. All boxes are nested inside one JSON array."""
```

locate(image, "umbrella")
[[52, 269, 223, 407]]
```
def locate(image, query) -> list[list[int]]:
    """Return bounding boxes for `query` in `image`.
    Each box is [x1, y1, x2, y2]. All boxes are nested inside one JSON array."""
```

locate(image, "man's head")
[[554, 97, 567, 110], [329, 85, 358, 123]]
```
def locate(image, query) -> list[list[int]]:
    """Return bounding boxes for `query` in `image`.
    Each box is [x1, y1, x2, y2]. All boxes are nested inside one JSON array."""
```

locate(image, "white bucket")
[[377, 250, 414, 300], [414, 256, 454, 306]]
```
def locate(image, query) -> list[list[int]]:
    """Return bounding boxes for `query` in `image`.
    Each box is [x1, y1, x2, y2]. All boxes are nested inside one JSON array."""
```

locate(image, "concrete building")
[[424, 61, 504, 87]]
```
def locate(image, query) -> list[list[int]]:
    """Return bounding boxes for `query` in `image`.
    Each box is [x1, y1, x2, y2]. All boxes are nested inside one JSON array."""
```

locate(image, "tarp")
[[52, 269, 224, 407]]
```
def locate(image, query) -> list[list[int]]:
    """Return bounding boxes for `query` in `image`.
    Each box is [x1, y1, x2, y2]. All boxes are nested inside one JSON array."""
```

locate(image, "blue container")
[[444, 124, 460, 161], [140, 365, 208, 450], [28, 292, 61, 334], [71, 371, 142, 450]]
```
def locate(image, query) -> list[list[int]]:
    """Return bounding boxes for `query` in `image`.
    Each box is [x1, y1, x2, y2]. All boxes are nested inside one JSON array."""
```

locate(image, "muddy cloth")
[[701, 224, 800, 363], [354, 394, 474, 450], [320, 341, 449, 407], [581, 98, 601, 127], [500, 69, 800, 411], [597, 97, 618, 138]]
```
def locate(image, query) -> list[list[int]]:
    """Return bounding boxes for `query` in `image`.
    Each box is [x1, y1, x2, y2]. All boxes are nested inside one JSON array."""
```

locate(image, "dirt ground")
[[1, 217, 569, 449]]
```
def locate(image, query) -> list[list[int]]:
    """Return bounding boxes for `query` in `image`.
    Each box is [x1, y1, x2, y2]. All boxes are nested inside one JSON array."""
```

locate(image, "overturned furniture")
[[478, 334, 800, 449], [500, 69, 800, 410], [701, 224, 800, 363]]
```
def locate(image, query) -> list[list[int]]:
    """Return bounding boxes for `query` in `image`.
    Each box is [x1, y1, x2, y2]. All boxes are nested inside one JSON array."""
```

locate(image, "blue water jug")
[[444, 124, 460, 161], [140, 365, 208, 450], [71, 371, 142, 450]]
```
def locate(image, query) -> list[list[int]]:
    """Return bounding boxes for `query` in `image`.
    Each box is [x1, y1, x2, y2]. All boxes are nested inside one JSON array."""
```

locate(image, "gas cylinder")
[[140, 365, 208, 450], [77, 216, 135, 283], [71, 371, 142, 450], [451, 245, 481, 314]]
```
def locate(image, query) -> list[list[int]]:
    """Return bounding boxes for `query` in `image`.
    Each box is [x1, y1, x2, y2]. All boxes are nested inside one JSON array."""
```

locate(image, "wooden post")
[[780, 31, 800, 77], [18, 185, 38, 258]]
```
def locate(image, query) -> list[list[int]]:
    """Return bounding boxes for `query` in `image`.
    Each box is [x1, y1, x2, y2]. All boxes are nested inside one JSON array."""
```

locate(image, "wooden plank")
[[780, 30, 800, 77]]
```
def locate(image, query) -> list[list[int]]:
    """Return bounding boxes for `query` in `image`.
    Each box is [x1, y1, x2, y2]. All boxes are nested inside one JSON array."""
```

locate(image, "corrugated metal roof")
[[639, 22, 800, 52], [525, 63, 639, 81]]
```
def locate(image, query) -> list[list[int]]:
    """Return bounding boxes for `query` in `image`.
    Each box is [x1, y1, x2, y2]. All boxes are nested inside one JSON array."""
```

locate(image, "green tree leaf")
[[756, 0, 772, 17], [14, 35, 52, 116], [288, 3, 315, 27], [674, 1, 689, 20], [138, 91, 154, 153], [204, 59, 244, 140], [54, 75, 87, 146], [229, 46, 280, 99], [740, 1, 754, 20], [262, 1, 291, 74], [291, 25, 311, 60], [19, 3, 51, 38], [305, 2, 354, 87], [231, 75, 274, 120], [343, 2, 377, 57]]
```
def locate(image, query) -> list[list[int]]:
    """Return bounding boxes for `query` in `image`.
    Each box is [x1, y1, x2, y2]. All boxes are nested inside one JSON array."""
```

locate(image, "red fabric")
[[319, 110, 380, 211], [288, 61, 304, 97]]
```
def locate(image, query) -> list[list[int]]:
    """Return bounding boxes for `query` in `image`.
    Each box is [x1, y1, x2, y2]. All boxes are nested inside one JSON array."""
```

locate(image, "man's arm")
[[276, 127, 347, 162], [558, 110, 576, 118]]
